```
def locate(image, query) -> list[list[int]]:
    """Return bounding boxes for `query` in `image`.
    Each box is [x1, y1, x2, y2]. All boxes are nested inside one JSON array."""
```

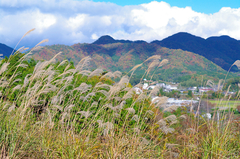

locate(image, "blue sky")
[[92, 0, 240, 14], [0, 0, 240, 48]]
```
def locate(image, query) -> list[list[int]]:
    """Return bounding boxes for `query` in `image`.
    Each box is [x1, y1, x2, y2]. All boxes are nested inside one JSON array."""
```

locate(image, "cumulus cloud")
[[0, 0, 240, 48]]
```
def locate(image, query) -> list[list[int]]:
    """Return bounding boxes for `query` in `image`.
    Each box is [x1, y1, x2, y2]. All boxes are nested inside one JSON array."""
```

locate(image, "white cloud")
[[0, 0, 240, 48]]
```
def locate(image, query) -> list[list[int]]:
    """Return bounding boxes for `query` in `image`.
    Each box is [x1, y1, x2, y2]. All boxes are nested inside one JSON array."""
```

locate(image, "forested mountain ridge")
[[152, 32, 240, 71], [30, 38, 235, 84]]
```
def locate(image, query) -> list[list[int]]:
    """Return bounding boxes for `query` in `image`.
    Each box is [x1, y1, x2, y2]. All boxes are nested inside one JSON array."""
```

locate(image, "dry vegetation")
[[0, 31, 240, 158]]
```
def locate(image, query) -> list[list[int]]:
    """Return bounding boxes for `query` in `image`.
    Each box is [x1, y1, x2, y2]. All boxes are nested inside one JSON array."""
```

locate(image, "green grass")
[[208, 100, 240, 108]]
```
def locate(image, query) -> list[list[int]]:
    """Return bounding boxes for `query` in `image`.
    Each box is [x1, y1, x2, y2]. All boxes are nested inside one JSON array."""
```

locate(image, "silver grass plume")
[[52, 105, 63, 111], [140, 137, 150, 146], [74, 83, 92, 93], [0, 80, 9, 88], [94, 83, 112, 90], [157, 119, 166, 127], [9, 72, 22, 83], [113, 97, 122, 101], [12, 85, 21, 92], [146, 60, 160, 75], [97, 90, 109, 97], [133, 127, 140, 134], [179, 114, 187, 120], [63, 64, 71, 72], [17, 63, 28, 68], [16, 46, 29, 53], [131, 115, 139, 122], [233, 60, 240, 69], [88, 68, 104, 77], [158, 59, 168, 67], [146, 110, 154, 115], [51, 96, 59, 105], [91, 101, 98, 107], [8, 103, 16, 112], [113, 71, 122, 78], [109, 75, 129, 96], [22, 74, 31, 88], [0, 62, 10, 75], [59, 69, 75, 77], [122, 88, 135, 100], [64, 75, 74, 84], [153, 96, 168, 108], [126, 107, 135, 114], [149, 85, 160, 97], [3, 102, 10, 110], [217, 79, 223, 91], [144, 55, 161, 63], [100, 72, 114, 80], [78, 111, 92, 118], [75, 56, 92, 72], [160, 126, 175, 134], [224, 85, 231, 98], [83, 92, 95, 102], [77, 70, 92, 76], [11, 78, 22, 85], [56, 60, 68, 68], [166, 143, 179, 149], [206, 79, 214, 88], [135, 93, 148, 103], [164, 115, 177, 122], [64, 104, 75, 112], [129, 63, 143, 73], [122, 87, 131, 92], [169, 120, 178, 126], [163, 105, 179, 112]]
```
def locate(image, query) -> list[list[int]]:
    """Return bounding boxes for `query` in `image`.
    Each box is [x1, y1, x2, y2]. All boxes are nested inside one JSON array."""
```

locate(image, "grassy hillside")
[[31, 42, 236, 85], [0, 52, 239, 158]]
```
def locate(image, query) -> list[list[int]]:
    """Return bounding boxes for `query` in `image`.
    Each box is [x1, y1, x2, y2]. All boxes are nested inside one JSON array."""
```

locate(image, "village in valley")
[[133, 79, 238, 119]]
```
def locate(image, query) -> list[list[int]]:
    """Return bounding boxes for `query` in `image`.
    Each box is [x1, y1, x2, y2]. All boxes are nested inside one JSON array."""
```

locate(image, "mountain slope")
[[31, 41, 233, 83], [151, 32, 240, 71], [0, 43, 15, 57]]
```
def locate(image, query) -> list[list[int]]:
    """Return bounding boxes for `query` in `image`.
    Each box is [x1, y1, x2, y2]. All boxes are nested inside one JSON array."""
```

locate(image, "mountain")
[[0, 43, 15, 57], [151, 32, 240, 71], [93, 35, 147, 45], [30, 40, 234, 84]]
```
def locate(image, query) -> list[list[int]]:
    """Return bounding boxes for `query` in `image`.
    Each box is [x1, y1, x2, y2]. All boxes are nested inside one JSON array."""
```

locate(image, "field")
[[208, 100, 240, 108]]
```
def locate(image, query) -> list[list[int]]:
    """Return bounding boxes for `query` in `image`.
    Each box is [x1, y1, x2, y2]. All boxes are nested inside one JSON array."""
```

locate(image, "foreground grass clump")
[[0, 51, 240, 158]]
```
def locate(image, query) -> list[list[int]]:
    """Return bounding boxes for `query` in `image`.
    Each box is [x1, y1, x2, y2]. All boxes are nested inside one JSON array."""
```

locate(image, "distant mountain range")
[[29, 37, 234, 83], [1, 32, 239, 83], [0, 43, 15, 57], [151, 32, 240, 71]]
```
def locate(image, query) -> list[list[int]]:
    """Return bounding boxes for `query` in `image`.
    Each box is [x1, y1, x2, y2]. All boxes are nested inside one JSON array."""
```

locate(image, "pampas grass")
[[1, 32, 240, 158]]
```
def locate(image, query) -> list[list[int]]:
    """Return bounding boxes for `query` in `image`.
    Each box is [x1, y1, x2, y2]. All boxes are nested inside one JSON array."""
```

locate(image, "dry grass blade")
[[146, 60, 159, 75], [224, 85, 231, 98], [163, 105, 178, 112], [23, 28, 35, 38], [144, 55, 161, 63], [129, 63, 143, 72], [158, 59, 168, 67], [34, 39, 49, 48], [206, 79, 214, 88], [233, 60, 240, 69], [16, 46, 29, 53]]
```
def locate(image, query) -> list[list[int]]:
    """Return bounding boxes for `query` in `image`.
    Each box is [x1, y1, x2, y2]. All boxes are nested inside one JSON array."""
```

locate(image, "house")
[[199, 87, 213, 93]]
